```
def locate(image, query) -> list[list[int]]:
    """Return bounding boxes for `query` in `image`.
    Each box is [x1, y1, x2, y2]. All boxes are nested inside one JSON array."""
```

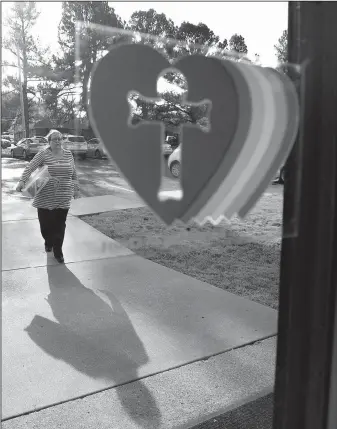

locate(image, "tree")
[[126, 9, 178, 61], [2, 76, 43, 131], [2, 2, 51, 137], [124, 12, 245, 131], [229, 33, 248, 55], [56, 1, 124, 116], [175, 21, 228, 58], [1, 92, 21, 133], [128, 9, 176, 38], [154, 90, 210, 129], [218, 38, 228, 51], [32, 80, 79, 125], [274, 29, 288, 63], [177, 22, 219, 47], [129, 75, 210, 132], [129, 91, 209, 131]]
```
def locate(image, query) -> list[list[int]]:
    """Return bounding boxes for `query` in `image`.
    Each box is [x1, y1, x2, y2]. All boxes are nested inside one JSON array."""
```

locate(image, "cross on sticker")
[[128, 86, 212, 196]]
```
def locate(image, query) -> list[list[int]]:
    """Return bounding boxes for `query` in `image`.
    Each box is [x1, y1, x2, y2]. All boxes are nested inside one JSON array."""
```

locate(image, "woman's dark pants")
[[37, 208, 69, 257]]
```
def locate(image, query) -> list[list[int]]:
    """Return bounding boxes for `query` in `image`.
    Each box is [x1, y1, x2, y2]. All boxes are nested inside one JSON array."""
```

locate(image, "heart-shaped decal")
[[193, 64, 299, 225], [181, 58, 253, 222], [238, 68, 299, 218], [88, 42, 300, 226], [196, 62, 277, 224], [89, 43, 241, 225]]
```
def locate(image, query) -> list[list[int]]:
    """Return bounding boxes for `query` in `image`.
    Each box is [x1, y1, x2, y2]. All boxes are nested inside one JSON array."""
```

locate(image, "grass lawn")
[[81, 187, 283, 310]]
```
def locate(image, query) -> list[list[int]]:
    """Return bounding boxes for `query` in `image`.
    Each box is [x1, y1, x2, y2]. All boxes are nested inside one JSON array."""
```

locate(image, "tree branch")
[[1, 63, 20, 69], [166, 101, 190, 115], [2, 89, 18, 96], [56, 90, 78, 99], [3, 46, 24, 63]]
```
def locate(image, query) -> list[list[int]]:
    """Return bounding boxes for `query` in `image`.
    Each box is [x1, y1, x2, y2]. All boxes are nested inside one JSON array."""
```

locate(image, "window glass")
[[68, 136, 86, 143]]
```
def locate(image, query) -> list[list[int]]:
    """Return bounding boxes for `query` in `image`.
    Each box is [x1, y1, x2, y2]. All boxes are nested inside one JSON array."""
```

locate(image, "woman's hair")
[[46, 129, 62, 143]]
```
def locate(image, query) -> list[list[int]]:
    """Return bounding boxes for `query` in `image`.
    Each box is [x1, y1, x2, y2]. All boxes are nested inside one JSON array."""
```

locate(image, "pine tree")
[[3, 2, 51, 136], [55, 1, 124, 117]]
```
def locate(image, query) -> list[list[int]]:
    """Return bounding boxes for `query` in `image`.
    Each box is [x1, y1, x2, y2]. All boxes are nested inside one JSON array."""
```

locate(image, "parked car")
[[34, 135, 49, 144], [10, 137, 48, 159], [2, 133, 14, 141], [167, 146, 181, 178], [165, 135, 179, 149], [87, 138, 108, 158], [163, 135, 180, 157], [62, 134, 88, 159], [1, 138, 12, 149], [162, 141, 173, 156]]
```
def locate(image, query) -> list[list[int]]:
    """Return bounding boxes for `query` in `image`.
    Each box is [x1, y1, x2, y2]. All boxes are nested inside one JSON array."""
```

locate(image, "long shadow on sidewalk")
[[24, 263, 162, 427]]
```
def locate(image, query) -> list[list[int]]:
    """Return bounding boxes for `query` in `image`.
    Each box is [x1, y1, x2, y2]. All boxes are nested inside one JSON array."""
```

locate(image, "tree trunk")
[[82, 65, 91, 117], [22, 81, 30, 137], [21, 29, 30, 138]]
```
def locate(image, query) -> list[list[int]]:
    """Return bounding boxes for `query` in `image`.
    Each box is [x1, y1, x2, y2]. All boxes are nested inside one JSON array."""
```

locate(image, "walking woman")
[[16, 130, 80, 263]]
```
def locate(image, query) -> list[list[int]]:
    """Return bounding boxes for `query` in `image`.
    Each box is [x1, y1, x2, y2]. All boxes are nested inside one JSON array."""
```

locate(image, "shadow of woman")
[[24, 262, 162, 427]]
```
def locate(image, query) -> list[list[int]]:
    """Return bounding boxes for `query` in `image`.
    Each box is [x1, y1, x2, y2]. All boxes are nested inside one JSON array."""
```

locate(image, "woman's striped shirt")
[[20, 148, 79, 210]]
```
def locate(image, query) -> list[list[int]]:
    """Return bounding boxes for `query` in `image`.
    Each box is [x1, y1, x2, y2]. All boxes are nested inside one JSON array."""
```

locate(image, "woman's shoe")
[[45, 245, 53, 252], [53, 249, 64, 263], [54, 254, 64, 264]]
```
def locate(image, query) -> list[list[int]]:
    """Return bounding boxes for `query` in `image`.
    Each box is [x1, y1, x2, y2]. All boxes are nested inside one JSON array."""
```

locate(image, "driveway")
[[1, 156, 181, 203]]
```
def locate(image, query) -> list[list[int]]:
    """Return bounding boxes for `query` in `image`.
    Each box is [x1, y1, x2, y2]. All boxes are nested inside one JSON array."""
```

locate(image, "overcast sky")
[[2, 2, 288, 67]]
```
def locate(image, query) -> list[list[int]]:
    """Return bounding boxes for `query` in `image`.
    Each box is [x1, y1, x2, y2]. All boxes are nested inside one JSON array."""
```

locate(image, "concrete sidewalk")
[[2, 193, 145, 222], [2, 196, 278, 428]]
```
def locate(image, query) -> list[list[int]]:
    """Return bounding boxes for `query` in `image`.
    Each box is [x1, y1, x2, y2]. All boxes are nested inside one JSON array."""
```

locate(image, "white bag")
[[21, 165, 51, 198]]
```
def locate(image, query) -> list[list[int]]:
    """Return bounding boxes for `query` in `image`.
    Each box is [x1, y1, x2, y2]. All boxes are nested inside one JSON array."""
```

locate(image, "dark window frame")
[[273, 3, 337, 429]]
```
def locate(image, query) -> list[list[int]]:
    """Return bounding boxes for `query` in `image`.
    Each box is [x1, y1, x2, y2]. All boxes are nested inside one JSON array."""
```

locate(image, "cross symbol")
[[128, 90, 211, 198]]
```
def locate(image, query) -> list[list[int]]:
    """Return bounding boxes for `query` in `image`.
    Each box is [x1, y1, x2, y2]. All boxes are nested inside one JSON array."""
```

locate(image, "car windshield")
[[68, 136, 85, 143]]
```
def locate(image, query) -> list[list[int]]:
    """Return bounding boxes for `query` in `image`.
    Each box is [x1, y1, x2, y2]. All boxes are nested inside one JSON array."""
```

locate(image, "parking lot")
[[1, 154, 180, 203]]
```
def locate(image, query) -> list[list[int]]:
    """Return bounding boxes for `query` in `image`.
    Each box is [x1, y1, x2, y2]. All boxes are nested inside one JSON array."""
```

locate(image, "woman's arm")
[[17, 151, 45, 189]]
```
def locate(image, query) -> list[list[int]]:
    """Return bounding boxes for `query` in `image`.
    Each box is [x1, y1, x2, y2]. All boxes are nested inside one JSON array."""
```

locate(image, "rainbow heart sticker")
[[88, 42, 299, 226]]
